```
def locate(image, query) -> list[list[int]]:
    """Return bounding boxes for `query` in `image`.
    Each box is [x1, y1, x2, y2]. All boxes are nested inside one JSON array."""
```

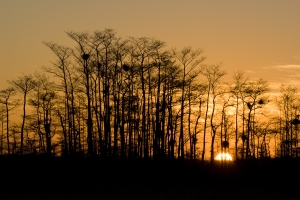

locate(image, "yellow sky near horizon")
[[1, 0, 300, 93]]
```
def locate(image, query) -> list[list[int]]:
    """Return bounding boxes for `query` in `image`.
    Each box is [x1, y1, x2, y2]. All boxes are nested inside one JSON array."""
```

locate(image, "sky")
[[1, 0, 300, 93]]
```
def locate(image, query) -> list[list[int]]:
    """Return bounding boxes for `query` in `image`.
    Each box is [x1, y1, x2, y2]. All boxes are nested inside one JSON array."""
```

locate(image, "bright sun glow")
[[215, 152, 233, 161]]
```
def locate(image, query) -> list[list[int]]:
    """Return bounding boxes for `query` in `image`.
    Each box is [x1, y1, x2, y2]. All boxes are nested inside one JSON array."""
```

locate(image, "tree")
[[9, 74, 37, 155], [242, 78, 270, 159], [276, 85, 299, 157], [151, 39, 170, 159], [231, 70, 248, 159], [65, 31, 95, 157], [0, 87, 19, 155], [43, 41, 74, 156], [126, 37, 156, 158], [110, 37, 129, 158], [190, 83, 207, 159], [29, 73, 57, 156], [163, 64, 182, 159], [200, 64, 227, 162], [93, 29, 116, 157], [173, 47, 205, 159]]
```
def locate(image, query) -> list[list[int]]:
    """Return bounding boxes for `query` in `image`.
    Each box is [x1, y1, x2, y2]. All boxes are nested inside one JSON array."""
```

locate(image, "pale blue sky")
[[1, 0, 300, 91]]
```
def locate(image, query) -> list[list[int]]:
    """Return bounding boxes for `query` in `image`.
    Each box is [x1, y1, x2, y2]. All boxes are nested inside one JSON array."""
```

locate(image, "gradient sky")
[[1, 0, 300, 93]]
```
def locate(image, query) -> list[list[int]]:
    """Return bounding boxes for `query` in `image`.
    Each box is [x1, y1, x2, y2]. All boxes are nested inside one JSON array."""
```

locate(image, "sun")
[[215, 152, 233, 161]]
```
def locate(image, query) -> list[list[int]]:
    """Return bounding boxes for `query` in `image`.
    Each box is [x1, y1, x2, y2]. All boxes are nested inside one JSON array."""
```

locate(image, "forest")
[[1, 28, 299, 162]]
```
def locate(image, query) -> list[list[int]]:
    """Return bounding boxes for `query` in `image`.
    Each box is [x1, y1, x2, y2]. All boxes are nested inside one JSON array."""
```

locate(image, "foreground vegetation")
[[1, 29, 299, 162]]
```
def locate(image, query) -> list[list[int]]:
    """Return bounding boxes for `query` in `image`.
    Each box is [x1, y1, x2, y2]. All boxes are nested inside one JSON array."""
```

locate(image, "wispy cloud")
[[259, 64, 300, 92], [28, 65, 38, 68], [262, 64, 300, 77], [244, 70, 255, 73], [293, 54, 300, 61], [271, 64, 300, 70]]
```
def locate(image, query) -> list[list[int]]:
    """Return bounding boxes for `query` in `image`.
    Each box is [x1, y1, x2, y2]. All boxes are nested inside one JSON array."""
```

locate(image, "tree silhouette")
[[231, 70, 248, 159], [242, 78, 270, 159], [276, 85, 299, 157], [200, 64, 226, 162], [28, 73, 57, 156], [9, 74, 37, 155], [43, 41, 74, 156], [172, 47, 205, 159], [0, 87, 19, 155], [0, 29, 284, 163]]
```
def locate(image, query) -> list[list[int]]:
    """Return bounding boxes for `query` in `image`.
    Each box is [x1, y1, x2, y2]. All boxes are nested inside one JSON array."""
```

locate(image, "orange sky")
[[1, 0, 300, 93]]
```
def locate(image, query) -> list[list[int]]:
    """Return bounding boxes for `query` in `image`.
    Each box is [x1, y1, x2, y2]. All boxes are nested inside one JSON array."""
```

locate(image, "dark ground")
[[0, 156, 299, 200]]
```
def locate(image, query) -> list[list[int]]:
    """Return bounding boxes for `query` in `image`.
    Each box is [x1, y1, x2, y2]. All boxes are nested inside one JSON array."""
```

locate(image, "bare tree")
[[9, 74, 37, 155], [231, 70, 248, 159], [275, 85, 299, 157], [200, 64, 226, 162], [127, 37, 154, 158], [242, 78, 270, 159], [173, 47, 205, 159], [43, 41, 73, 156], [29, 73, 57, 156], [191, 83, 207, 159], [0, 87, 19, 155]]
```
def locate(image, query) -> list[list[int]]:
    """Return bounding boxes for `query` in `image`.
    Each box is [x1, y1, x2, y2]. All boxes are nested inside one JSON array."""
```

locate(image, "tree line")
[[0, 29, 299, 162]]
